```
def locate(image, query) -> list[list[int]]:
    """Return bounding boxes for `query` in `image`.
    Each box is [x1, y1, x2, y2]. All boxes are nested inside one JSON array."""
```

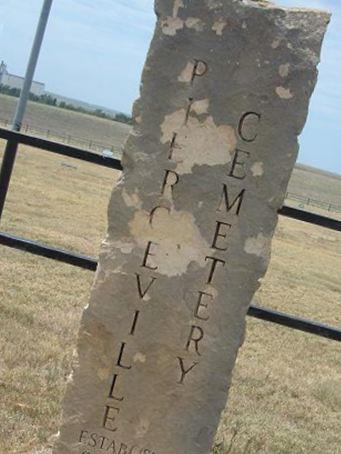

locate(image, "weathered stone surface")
[[54, 1, 329, 453]]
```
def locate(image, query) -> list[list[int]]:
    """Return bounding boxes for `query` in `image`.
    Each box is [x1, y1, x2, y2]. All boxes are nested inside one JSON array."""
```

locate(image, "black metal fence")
[[0, 126, 340, 342], [2, 117, 340, 214], [286, 191, 341, 215]]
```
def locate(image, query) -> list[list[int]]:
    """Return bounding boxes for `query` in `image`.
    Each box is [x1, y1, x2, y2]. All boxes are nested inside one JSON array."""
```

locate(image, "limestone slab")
[[54, 1, 329, 453]]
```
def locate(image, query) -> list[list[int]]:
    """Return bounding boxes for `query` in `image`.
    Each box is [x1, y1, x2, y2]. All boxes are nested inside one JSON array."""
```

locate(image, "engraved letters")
[[211, 221, 232, 251], [102, 55, 262, 440], [217, 186, 245, 215], [205, 256, 226, 284], [102, 248, 158, 433], [161, 169, 180, 198], [177, 357, 199, 385], [136, 274, 157, 299], [108, 374, 124, 401], [238, 112, 261, 142], [229, 149, 250, 180], [191, 59, 208, 84], [103, 406, 120, 432], [142, 241, 159, 271], [195, 291, 213, 321], [186, 325, 204, 355], [54, 0, 329, 451]]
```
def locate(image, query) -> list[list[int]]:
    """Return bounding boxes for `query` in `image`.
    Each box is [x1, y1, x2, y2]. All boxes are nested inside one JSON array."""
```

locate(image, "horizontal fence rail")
[[1, 231, 340, 342], [2, 125, 340, 213], [0, 127, 340, 342], [286, 191, 341, 214], [278, 206, 341, 232], [0, 116, 118, 153], [0, 127, 122, 170], [1, 127, 340, 231], [248, 305, 341, 342], [0, 231, 97, 270]]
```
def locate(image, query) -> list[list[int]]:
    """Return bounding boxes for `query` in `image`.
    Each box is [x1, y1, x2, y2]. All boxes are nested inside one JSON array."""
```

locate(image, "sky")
[[0, 0, 340, 173]]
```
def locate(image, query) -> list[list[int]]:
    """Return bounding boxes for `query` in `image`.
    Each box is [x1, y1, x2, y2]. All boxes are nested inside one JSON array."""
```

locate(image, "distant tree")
[[94, 109, 106, 118], [115, 113, 132, 125], [0, 84, 120, 123], [0, 84, 21, 97]]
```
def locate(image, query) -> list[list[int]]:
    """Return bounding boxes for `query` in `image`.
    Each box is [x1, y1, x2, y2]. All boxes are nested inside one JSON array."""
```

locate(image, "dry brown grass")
[[0, 120, 340, 453], [215, 219, 341, 454]]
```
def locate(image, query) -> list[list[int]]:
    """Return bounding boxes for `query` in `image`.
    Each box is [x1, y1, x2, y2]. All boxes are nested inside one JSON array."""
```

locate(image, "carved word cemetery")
[[54, 1, 329, 453]]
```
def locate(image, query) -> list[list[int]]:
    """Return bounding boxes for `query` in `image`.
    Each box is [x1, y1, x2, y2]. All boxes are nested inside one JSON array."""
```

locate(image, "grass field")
[[0, 100, 340, 453], [0, 94, 130, 154]]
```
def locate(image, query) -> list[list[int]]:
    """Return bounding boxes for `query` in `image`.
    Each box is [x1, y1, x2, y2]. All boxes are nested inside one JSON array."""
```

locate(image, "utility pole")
[[0, 0, 54, 219]]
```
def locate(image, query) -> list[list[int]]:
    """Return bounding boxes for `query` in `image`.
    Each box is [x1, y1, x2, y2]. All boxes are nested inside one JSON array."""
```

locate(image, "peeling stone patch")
[[129, 208, 210, 277], [251, 162, 264, 177], [133, 353, 146, 363], [186, 17, 205, 31], [178, 61, 195, 83], [110, 241, 133, 255], [161, 110, 236, 175], [122, 189, 142, 209], [271, 38, 281, 49], [276, 86, 293, 99], [97, 368, 110, 381], [212, 19, 227, 35], [191, 98, 210, 115], [244, 234, 271, 260], [279, 63, 290, 78], [161, 17, 184, 36]]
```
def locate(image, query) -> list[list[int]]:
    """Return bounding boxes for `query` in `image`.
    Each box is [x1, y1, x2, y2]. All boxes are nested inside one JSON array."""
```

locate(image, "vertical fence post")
[[0, 0, 53, 221]]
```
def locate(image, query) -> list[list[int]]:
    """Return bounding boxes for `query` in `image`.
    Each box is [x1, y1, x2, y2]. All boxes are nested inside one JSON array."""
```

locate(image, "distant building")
[[0, 60, 45, 97]]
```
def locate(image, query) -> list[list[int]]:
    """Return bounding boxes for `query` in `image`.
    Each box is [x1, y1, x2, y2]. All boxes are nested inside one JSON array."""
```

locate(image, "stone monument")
[[54, 1, 329, 453]]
